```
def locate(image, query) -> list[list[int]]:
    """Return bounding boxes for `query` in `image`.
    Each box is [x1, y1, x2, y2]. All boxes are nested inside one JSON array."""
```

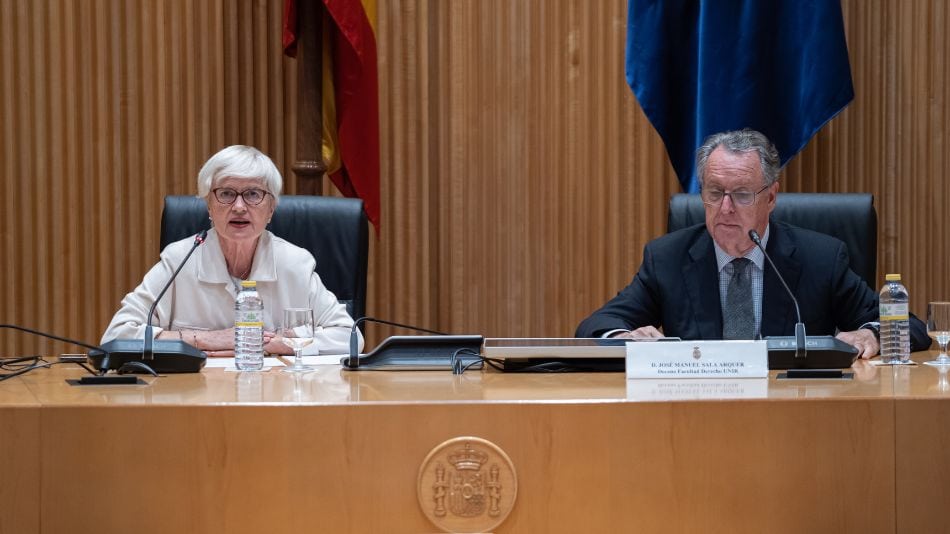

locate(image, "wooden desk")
[[1, 356, 949, 533]]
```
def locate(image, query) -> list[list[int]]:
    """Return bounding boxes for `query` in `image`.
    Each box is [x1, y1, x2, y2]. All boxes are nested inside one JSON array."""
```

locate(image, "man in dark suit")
[[576, 129, 929, 358]]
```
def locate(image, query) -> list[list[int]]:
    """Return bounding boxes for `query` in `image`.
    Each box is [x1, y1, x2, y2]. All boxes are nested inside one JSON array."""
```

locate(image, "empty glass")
[[925, 301, 950, 366], [280, 308, 315, 373]]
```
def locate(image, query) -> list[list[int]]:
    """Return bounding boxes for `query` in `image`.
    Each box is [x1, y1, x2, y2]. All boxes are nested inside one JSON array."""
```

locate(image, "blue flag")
[[626, 0, 854, 192]]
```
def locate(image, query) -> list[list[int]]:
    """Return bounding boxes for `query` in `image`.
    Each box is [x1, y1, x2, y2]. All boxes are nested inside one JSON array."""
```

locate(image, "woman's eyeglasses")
[[212, 188, 270, 206]]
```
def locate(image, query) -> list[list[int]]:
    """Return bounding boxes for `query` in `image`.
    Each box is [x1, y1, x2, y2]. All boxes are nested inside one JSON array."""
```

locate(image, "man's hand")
[[611, 326, 664, 339], [836, 328, 879, 360]]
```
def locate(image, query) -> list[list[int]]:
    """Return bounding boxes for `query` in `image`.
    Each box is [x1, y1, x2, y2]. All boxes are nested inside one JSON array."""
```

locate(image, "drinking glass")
[[925, 301, 950, 366], [280, 308, 315, 373]]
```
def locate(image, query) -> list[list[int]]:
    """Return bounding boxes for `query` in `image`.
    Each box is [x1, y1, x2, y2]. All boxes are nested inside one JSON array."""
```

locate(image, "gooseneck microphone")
[[89, 230, 208, 374], [142, 230, 208, 360], [749, 229, 807, 359]]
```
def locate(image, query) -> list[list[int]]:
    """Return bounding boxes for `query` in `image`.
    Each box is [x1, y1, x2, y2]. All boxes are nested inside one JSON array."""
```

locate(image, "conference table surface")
[[9, 355, 949, 404], [2, 353, 949, 533]]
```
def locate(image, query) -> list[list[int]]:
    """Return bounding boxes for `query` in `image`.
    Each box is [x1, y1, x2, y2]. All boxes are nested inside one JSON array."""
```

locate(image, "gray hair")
[[695, 129, 781, 187], [196, 145, 283, 202]]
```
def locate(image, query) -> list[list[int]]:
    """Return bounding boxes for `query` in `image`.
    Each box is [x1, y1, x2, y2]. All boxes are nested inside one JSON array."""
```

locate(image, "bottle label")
[[880, 303, 909, 321], [235, 309, 264, 328]]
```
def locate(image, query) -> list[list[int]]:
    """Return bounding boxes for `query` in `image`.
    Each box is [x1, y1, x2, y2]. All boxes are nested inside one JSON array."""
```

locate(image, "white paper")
[[204, 357, 287, 370]]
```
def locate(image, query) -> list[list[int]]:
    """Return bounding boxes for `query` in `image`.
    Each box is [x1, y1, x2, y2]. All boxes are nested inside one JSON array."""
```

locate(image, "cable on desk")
[[0, 356, 49, 381], [450, 348, 485, 375], [0, 356, 99, 381]]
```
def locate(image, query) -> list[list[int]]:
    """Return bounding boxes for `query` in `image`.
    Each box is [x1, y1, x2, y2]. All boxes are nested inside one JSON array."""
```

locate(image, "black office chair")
[[667, 193, 877, 288], [160, 195, 369, 320]]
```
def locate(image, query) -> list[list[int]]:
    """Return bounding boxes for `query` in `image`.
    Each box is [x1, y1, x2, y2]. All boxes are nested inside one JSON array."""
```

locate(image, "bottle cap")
[[240, 280, 257, 288], [885, 273, 901, 281]]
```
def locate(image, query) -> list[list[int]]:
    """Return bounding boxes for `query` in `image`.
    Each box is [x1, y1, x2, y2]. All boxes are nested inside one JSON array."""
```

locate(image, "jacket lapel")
[[683, 233, 724, 339], [761, 222, 802, 337], [196, 230, 234, 295]]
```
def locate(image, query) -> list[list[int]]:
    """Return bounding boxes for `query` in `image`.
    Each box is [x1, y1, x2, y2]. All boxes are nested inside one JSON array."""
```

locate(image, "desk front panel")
[[37, 397, 893, 533], [0, 379, 39, 534], [0, 408, 39, 534], [5, 359, 945, 533], [894, 359, 950, 534]]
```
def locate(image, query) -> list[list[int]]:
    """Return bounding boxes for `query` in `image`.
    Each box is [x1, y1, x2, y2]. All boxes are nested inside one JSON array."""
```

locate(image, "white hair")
[[196, 145, 283, 202]]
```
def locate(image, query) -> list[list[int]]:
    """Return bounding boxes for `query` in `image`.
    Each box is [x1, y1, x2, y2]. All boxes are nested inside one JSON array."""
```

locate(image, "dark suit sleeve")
[[575, 244, 663, 338], [828, 241, 879, 331]]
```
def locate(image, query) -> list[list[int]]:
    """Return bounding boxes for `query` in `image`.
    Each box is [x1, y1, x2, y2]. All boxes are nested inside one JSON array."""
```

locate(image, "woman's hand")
[[190, 327, 236, 357], [169, 328, 292, 357], [264, 332, 294, 355]]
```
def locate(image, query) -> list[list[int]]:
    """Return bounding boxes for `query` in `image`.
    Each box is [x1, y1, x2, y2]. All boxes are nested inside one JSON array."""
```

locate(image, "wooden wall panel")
[[372, 0, 677, 341], [0, 0, 298, 356], [3, 0, 950, 356], [786, 0, 950, 316]]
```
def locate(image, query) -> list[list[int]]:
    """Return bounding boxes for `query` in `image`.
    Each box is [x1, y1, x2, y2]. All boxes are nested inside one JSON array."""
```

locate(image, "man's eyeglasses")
[[212, 188, 270, 206], [701, 184, 770, 207]]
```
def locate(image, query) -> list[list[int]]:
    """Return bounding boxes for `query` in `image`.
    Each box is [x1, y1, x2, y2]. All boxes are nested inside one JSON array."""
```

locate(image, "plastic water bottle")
[[879, 273, 911, 364], [235, 280, 264, 370]]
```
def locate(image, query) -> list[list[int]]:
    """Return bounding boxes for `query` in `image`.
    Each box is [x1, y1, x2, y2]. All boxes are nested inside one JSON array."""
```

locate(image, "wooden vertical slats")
[[786, 0, 950, 316], [0, 0, 293, 354], [4, 0, 950, 355], [0, 1, 13, 353]]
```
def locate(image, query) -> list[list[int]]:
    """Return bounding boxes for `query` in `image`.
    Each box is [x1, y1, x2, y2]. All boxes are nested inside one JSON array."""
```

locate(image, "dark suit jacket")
[[576, 220, 931, 350]]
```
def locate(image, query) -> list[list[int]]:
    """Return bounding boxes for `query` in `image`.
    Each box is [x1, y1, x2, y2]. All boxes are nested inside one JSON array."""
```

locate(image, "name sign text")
[[626, 340, 768, 379]]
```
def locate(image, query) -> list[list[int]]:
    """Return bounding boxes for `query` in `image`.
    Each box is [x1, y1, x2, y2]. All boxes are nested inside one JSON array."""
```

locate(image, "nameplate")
[[625, 340, 768, 379]]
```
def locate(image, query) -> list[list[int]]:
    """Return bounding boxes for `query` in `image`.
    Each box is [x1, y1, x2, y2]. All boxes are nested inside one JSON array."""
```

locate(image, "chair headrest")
[[160, 195, 369, 319], [667, 193, 878, 287]]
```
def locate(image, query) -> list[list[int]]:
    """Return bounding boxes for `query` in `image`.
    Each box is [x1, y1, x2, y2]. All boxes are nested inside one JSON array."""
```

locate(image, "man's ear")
[[767, 181, 780, 208]]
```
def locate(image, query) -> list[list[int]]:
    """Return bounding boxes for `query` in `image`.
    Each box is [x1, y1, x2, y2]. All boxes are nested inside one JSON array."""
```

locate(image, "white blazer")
[[101, 229, 361, 354]]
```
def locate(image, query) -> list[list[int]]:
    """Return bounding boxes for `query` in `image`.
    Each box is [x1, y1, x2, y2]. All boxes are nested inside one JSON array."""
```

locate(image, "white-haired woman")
[[102, 145, 361, 356]]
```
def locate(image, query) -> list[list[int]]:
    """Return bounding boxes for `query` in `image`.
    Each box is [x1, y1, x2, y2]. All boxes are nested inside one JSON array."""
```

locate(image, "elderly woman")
[[102, 145, 362, 356]]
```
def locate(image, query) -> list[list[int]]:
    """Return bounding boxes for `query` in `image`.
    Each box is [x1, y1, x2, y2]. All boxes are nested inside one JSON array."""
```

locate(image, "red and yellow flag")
[[283, 0, 380, 230]]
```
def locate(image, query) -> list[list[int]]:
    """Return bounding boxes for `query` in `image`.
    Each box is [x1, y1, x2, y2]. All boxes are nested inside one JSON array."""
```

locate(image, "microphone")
[[91, 230, 209, 374], [143, 230, 207, 360], [342, 317, 482, 371], [748, 229, 858, 373], [749, 229, 806, 359]]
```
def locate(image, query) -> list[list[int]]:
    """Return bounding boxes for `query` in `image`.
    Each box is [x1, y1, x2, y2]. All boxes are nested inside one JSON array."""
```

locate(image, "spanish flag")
[[283, 0, 380, 230]]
